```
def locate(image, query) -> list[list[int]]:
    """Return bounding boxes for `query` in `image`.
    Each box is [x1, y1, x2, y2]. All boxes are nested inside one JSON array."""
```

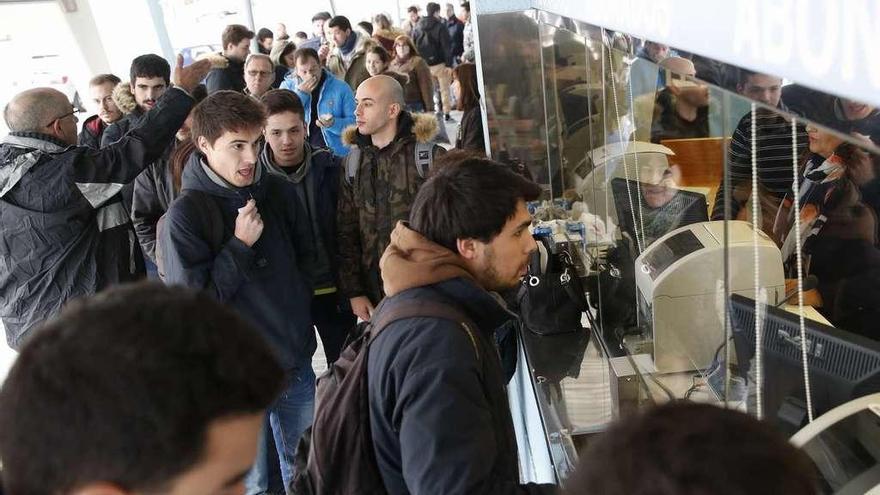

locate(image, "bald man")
[[337, 75, 445, 319], [0, 55, 210, 349], [650, 56, 710, 143]]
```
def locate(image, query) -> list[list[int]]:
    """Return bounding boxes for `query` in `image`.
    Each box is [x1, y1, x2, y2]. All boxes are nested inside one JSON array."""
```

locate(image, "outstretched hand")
[[173, 54, 212, 94]]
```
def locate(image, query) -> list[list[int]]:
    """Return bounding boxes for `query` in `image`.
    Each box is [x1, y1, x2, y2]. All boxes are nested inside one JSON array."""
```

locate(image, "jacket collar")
[[2, 132, 70, 153], [260, 142, 314, 183]]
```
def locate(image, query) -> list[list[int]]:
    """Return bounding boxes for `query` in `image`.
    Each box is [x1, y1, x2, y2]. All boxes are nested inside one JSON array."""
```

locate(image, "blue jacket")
[[159, 152, 317, 371], [281, 69, 356, 157]]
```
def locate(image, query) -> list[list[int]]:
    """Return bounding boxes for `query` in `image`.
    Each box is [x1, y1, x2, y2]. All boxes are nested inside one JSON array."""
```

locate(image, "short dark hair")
[[257, 27, 273, 41], [408, 5, 420, 13], [312, 11, 332, 22], [88, 73, 121, 88], [367, 44, 392, 65], [292, 47, 320, 66], [358, 21, 374, 36], [410, 154, 541, 251], [328, 15, 352, 32], [461, 1, 470, 13], [565, 402, 818, 495], [222, 23, 255, 49], [0, 282, 284, 495], [192, 90, 266, 146], [129, 54, 170, 85], [427, 2, 441, 16], [261, 89, 305, 121]]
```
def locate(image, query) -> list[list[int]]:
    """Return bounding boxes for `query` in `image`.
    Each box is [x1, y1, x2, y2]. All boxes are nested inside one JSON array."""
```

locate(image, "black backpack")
[[413, 22, 444, 66], [291, 297, 478, 494]]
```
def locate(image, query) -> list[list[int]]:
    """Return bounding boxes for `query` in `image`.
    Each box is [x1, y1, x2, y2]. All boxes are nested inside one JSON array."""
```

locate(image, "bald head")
[[4, 88, 71, 133], [361, 75, 406, 108]]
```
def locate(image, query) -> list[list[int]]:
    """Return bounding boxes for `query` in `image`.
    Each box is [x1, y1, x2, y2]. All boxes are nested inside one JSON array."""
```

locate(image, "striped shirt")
[[711, 108, 808, 220]]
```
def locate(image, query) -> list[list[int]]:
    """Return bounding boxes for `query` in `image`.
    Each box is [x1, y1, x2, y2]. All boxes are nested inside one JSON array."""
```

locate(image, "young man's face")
[[162, 412, 263, 495], [226, 38, 252, 62], [244, 58, 274, 97], [738, 74, 782, 108], [312, 19, 326, 38], [355, 80, 398, 136], [467, 199, 536, 292], [89, 81, 122, 124], [197, 127, 263, 188], [131, 76, 167, 112], [264, 111, 305, 166], [409, 11, 419, 23], [329, 26, 349, 48]]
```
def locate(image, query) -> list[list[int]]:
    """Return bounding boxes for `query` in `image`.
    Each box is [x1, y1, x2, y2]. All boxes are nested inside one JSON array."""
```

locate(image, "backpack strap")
[[413, 142, 433, 179], [368, 298, 480, 361], [344, 147, 362, 186], [182, 190, 227, 253]]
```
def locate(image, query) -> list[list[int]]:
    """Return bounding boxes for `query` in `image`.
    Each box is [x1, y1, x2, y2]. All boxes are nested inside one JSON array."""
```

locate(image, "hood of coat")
[[380, 221, 475, 297], [341, 111, 438, 148], [111, 81, 138, 115], [180, 149, 267, 204], [331, 31, 375, 59], [374, 27, 405, 41], [417, 15, 444, 32]]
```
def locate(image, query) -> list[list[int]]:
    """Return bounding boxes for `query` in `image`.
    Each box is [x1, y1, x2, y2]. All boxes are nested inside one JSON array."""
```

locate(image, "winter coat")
[[446, 16, 465, 59], [269, 40, 295, 88], [456, 106, 485, 151], [260, 142, 341, 291], [131, 142, 180, 262], [0, 87, 193, 348], [373, 27, 405, 52], [389, 56, 434, 111], [78, 114, 108, 150], [412, 16, 452, 67], [205, 56, 246, 94], [368, 222, 556, 495], [281, 68, 356, 157], [336, 111, 444, 303], [326, 32, 375, 92], [159, 151, 317, 371]]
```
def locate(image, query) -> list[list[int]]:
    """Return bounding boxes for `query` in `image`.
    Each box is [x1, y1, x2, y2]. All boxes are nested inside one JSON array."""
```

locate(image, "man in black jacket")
[[368, 156, 555, 494], [159, 91, 317, 492], [78, 73, 122, 149], [413, 2, 454, 121], [0, 55, 209, 349], [206, 24, 253, 94], [101, 54, 170, 147], [445, 3, 464, 64], [259, 89, 355, 364]]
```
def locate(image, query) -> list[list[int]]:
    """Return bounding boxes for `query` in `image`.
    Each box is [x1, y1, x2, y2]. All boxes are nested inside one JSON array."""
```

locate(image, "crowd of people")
[[0, 7, 826, 495]]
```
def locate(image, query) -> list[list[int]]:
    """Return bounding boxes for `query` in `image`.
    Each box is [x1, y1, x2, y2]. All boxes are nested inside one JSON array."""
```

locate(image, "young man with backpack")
[[337, 74, 444, 322], [294, 156, 556, 494], [412, 2, 454, 121], [158, 90, 317, 493]]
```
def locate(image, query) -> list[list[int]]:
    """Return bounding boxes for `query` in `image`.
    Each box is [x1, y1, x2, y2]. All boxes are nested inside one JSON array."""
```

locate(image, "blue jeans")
[[245, 366, 316, 494]]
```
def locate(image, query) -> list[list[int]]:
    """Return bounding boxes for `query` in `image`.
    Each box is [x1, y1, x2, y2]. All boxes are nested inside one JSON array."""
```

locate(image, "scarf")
[[778, 153, 846, 271]]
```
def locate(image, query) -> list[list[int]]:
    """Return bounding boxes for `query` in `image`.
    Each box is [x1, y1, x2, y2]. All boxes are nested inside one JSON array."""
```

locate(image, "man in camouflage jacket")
[[337, 75, 444, 320]]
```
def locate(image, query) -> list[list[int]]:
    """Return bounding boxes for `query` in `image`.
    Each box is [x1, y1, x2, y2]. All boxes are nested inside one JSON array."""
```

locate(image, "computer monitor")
[[610, 177, 709, 250], [728, 294, 880, 435]]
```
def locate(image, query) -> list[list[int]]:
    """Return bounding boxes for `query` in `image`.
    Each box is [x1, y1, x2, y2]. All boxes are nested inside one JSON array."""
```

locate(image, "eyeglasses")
[[46, 109, 77, 127], [247, 70, 273, 78]]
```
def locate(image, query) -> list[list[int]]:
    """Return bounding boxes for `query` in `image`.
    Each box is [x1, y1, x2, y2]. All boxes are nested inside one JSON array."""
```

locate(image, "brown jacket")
[[389, 56, 434, 112]]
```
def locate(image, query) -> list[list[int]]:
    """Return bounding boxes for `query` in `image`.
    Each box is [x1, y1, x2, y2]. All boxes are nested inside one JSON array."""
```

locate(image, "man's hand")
[[297, 75, 319, 93], [350, 296, 375, 321], [173, 54, 212, 94], [318, 43, 331, 62], [235, 199, 264, 248], [316, 114, 335, 129]]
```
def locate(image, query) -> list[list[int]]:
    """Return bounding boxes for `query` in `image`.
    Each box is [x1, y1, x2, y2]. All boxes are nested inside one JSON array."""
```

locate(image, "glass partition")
[[478, 8, 880, 484]]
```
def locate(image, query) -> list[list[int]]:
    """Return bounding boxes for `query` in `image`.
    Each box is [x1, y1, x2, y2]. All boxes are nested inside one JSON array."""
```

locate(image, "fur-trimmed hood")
[[373, 27, 405, 42], [112, 81, 137, 115], [330, 30, 375, 60], [341, 111, 438, 148]]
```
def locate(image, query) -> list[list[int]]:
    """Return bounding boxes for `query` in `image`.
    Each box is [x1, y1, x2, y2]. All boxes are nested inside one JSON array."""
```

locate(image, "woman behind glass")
[[388, 35, 434, 113], [452, 63, 484, 151]]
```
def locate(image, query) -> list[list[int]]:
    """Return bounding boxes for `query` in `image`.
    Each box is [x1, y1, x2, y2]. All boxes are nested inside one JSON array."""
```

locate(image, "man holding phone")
[[281, 47, 356, 157]]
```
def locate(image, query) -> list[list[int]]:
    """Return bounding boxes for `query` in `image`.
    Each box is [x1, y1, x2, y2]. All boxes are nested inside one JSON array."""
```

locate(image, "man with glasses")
[[243, 53, 275, 100], [0, 55, 210, 350]]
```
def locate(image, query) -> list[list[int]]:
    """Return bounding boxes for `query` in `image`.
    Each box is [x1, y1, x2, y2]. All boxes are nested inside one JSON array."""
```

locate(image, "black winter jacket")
[[78, 114, 106, 150], [456, 106, 485, 151], [413, 16, 452, 67], [131, 143, 179, 262], [0, 88, 193, 348], [368, 277, 555, 494], [159, 152, 317, 370], [205, 57, 246, 94]]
